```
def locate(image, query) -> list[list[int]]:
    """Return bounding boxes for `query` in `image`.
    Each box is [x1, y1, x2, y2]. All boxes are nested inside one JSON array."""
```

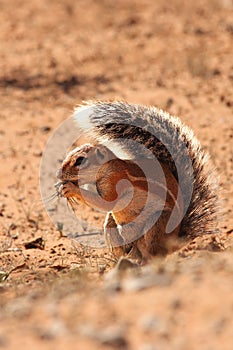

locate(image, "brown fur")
[[56, 101, 219, 263]]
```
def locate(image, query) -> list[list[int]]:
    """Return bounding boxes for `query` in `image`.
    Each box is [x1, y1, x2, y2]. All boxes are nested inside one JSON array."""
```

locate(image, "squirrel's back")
[[74, 101, 219, 239]]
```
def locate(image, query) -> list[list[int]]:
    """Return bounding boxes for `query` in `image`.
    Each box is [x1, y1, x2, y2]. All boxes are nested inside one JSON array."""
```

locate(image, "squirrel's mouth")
[[70, 180, 79, 186], [54, 180, 97, 197]]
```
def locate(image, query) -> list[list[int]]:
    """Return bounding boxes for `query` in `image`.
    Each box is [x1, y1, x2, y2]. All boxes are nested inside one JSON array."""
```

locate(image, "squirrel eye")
[[74, 156, 87, 167]]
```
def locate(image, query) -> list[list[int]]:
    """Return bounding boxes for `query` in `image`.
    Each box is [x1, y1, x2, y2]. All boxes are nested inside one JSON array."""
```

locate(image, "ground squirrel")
[[56, 101, 219, 262]]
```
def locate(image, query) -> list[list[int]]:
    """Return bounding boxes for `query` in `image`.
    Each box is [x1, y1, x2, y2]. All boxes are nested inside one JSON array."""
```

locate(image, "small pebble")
[[78, 324, 128, 348]]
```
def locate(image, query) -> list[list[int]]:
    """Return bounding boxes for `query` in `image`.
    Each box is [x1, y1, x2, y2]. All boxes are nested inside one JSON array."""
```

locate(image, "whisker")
[[73, 197, 80, 207], [67, 199, 75, 214], [68, 197, 79, 213], [42, 192, 59, 204]]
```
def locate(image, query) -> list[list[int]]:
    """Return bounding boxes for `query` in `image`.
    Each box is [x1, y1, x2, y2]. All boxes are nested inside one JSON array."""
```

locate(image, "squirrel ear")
[[96, 148, 105, 162]]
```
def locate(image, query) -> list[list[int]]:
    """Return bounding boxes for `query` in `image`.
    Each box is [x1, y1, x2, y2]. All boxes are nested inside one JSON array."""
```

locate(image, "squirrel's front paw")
[[58, 182, 80, 199]]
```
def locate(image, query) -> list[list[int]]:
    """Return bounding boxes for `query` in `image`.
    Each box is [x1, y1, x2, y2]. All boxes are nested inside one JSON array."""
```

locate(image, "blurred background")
[[1, 0, 232, 109]]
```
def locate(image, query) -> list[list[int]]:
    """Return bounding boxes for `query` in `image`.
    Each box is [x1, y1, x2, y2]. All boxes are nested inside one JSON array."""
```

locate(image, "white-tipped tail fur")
[[73, 104, 95, 131]]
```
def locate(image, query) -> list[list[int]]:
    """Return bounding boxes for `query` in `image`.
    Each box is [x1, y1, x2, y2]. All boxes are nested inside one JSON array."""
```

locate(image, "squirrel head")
[[57, 143, 118, 186], [56, 142, 149, 202]]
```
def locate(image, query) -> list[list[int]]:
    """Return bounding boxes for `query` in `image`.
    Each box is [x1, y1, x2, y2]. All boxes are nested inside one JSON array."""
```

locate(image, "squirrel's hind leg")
[[136, 210, 180, 263]]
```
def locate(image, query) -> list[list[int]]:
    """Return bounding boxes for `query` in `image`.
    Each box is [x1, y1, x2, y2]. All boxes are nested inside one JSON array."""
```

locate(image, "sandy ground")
[[0, 0, 233, 349]]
